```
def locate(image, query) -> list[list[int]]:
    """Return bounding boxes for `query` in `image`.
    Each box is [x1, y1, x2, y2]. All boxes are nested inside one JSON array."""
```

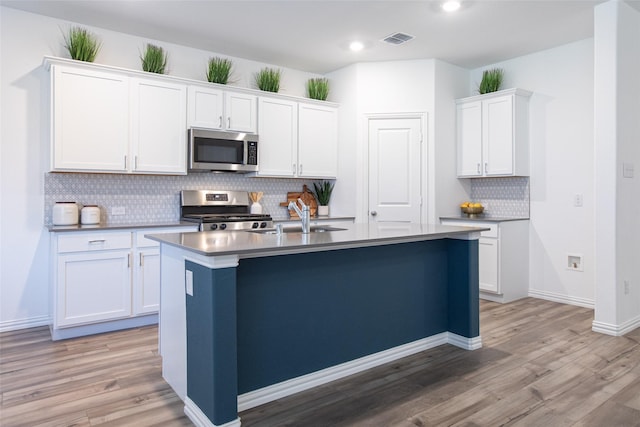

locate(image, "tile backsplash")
[[469, 177, 530, 218], [44, 173, 318, 225]]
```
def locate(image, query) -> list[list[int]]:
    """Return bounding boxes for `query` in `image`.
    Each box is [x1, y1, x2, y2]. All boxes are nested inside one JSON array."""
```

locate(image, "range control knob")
[[252, 222, 259, 229], [210, 224, 218, 231], [260, 222, 268, 228], [219, 223, 227, 230]]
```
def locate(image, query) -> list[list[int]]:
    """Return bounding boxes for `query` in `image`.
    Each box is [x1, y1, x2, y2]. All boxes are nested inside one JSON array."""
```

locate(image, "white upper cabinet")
[[187, 85, 257, 133], [51, 65, 130, 172], [456, 88, 531, 178], [256, 97, 298, 177], [256, 97, 338, 179], [48, 59, 187, 175], [131, 78, 187, 174], [298, 103, 338, 178]]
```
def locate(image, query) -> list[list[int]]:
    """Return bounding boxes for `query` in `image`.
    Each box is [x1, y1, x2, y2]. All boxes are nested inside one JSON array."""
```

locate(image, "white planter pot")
[[317, 205, 329, 216]]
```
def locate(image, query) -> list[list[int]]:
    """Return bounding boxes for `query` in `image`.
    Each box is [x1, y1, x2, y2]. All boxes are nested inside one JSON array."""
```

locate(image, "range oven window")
[[194, 138, 243, 164]]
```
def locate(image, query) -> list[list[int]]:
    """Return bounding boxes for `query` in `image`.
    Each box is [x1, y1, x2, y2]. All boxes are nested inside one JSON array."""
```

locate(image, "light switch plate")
[[623, 162, 634, 178], [185, 270, 193, 296]]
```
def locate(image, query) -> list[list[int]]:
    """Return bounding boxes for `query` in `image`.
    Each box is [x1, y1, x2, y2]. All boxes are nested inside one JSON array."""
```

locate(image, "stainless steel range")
[[180, 190, 273, 231]]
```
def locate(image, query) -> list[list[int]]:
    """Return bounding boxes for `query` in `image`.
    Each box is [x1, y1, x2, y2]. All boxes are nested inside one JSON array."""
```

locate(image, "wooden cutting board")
[[279, 185, 317, 218]]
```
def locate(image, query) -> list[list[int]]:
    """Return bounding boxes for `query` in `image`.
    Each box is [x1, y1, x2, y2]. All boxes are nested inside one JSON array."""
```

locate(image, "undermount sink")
[[248, 226, 347, 234]]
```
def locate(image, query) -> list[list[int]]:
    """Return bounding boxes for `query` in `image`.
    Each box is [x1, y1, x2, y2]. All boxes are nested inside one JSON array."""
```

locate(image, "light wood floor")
[[2, 298, 640, 426]]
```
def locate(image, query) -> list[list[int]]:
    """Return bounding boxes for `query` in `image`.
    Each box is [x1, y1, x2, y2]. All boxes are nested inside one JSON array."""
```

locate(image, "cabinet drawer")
[[442, 221, 498, 238], [57, 232, 131, 253]]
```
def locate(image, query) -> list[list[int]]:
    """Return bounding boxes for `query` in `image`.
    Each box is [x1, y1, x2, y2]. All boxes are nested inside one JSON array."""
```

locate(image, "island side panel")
[[235, 240, 450, 394], [446, 238, 480, 338], [185, 261, 238, 426]]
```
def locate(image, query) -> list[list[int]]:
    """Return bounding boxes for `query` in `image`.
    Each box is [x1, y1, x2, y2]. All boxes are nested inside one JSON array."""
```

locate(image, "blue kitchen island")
[[147, 223, 483, 427]]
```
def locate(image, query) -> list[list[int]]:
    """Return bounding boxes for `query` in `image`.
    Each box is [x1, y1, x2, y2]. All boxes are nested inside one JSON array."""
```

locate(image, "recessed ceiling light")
[[349, 41, 364, 52], [442, 1, 461, 12]]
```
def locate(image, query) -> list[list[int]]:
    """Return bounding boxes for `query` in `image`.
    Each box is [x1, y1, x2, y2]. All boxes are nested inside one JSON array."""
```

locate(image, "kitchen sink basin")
[[248, 226, 347, 234]]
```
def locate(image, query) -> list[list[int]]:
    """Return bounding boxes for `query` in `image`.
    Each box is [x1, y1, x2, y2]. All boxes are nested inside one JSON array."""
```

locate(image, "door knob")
[[371, 211, 377, 216]]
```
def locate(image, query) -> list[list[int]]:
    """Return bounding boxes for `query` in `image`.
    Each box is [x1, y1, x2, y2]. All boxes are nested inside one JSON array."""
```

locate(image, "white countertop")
[[440, 216, 529, 223], [146, 222, 487, 258]]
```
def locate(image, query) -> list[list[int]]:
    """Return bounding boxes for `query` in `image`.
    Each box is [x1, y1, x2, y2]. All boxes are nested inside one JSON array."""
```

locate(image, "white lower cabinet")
[[50, 226, 196, 339], [441, 219, 529, 303]]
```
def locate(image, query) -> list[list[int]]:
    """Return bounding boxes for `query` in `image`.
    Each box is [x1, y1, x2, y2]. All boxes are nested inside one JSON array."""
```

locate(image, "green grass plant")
[[63, 26, 101, 62], [255, 68, 281, 92], [478, 68, 504, 94], [313, 181, 335, 206], [307, 78, 329, 101], [140, 44, 167, 74], [206, 57, 233, 84]]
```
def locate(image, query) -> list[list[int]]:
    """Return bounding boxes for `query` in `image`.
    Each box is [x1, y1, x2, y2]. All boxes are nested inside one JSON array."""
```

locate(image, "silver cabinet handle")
[[134, 155, 138, 170], [140, 253, 144, 267], [88, 239, 105, 244], [219, 116, 222, 128], [227, 117, 231, 129], [124, 155, 127, 170], [292, 163, 296, 174], [371, 211, 377, 216], [299, 164, 303, 175], [127, 253, 131, 268], [477, 163, 481, 174], [484, 162, 488, 174]]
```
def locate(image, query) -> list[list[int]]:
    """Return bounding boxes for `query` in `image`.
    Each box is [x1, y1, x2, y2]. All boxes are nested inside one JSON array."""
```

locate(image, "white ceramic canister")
[[52, 202, 79, 225], [81, 205, 101, 225]]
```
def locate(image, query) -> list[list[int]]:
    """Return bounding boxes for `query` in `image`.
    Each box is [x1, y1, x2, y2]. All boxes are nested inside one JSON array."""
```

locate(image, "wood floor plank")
[[3, 298, 640, 426]]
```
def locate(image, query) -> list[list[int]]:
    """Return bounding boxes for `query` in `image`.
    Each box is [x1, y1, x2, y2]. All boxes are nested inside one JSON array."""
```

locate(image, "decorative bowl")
[[461, 206, 484, 217]]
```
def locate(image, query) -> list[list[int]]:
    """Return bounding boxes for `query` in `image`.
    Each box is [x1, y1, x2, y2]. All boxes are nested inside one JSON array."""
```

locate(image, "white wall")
[[593, 0, 640, 335], [0, 6, 322, 330], [471, 39, 596, 307], [329, 59, 469, 223]]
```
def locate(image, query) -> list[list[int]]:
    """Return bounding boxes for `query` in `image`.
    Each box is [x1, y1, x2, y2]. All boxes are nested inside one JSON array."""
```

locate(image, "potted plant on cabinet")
[[478, 68, 504, 94], [313, 181, 334, 216], [307, 78, 329, 101], [206, 57, 233, 84], [255, 67, 281, 92], [63, 26, 101, 62], [140, 43, 168, 74]]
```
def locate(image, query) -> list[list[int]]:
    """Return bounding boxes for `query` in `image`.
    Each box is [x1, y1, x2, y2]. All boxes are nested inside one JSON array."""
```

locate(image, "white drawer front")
[[57, 232, 131, 253], [135, 226, 198, 248]]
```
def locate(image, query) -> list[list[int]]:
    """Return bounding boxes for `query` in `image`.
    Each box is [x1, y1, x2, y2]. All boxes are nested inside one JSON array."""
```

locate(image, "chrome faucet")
[[288, 198, 310, 234]]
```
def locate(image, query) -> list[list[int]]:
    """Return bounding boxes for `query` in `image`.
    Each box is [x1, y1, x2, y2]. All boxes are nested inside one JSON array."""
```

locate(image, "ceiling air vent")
[[381, 32, 415, 45]]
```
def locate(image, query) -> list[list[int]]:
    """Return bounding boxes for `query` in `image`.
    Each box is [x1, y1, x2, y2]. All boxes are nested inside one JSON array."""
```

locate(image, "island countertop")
[[146, 222, 487, 258]]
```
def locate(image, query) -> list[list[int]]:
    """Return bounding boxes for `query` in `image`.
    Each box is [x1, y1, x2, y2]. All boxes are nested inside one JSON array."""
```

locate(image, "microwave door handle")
[[244, 141, 249, 165]]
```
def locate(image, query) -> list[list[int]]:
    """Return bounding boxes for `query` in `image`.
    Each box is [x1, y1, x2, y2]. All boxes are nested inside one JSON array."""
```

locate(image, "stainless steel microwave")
[[188, 128, 258, 173]]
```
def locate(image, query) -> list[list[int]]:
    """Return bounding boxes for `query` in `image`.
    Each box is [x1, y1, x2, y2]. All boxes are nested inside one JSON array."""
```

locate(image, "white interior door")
[[368, 117, 422, 223]]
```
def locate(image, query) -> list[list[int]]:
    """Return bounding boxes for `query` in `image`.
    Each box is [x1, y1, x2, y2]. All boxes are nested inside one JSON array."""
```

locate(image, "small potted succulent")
[[255, 67, 281, 92], [63, 26, 101, 62], [313, 181, 334, 216]]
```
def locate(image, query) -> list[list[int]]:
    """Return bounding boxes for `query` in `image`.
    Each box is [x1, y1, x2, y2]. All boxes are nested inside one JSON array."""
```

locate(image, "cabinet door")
[[482, 95, 514, 176], [52, 65, 129, 172], [56, 250, 132, 327], [298, 103, 338, 178], [256, 97, 297, 177], [226, 92, 257, 133], [478, 237, 499, 293], [134, 248, 160, 315], [187, 86, 224, 129], [131, 78, 187, 174], [456, 101, 483, 177]]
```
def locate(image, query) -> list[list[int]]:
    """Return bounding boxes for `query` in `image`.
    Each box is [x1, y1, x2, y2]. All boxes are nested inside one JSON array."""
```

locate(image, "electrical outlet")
[[573, 194, 583, 207], [111, 206, 126, 216], [567, 254, 583, 271], [624, 280, 630, 295]]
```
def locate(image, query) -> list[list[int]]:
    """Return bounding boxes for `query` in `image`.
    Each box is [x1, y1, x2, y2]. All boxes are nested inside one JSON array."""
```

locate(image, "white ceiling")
[[3, 0, 639, 74]]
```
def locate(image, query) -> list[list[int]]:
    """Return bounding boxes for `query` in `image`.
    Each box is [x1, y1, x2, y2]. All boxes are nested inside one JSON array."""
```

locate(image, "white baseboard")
[[593, 315, 640, 336], [528, 289, 594, 309], [237, 332, 480, 412], [184, 397, 241, 427], [0, 315, 50, 333]]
